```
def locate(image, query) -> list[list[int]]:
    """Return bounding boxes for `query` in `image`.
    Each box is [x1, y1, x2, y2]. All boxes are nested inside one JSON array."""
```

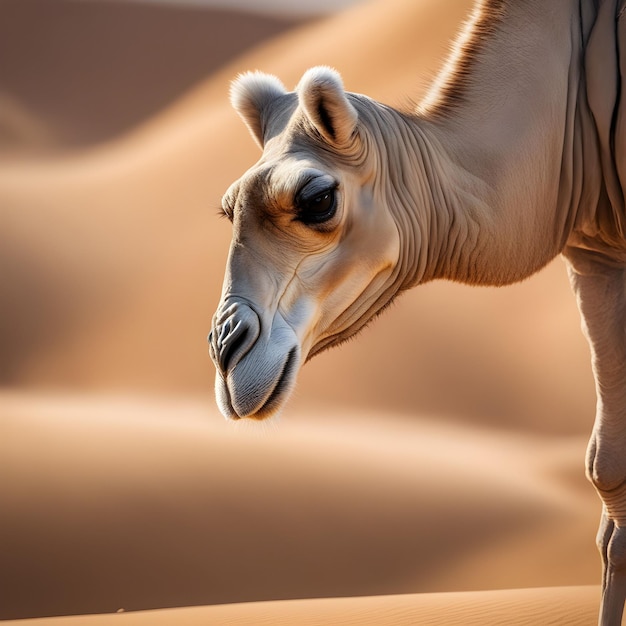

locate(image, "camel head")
[[209, 66, 411, 420]]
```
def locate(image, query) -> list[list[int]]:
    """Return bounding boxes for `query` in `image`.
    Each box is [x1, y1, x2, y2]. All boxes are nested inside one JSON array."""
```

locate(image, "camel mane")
[[418, 0, 507, 117]]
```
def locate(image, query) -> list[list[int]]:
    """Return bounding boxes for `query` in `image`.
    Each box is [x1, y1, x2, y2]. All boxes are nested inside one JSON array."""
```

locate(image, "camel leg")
[[594, 487, 626, 625], [598, 505, 614, 594], [598, 516, 626, 625], [565, 255, 626, 626]]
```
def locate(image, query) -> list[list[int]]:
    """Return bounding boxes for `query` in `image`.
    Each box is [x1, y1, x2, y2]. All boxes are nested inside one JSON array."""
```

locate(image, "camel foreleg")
[[589, 469, 626, 625], [566, 254, 626, 626], [597, 505, 614, 595]]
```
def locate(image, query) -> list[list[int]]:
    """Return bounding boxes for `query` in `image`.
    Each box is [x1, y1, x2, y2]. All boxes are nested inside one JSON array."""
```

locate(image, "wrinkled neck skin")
[[369, 0, 595, 291], [362, 103, 561, 292], [351, 101, 492, 291]]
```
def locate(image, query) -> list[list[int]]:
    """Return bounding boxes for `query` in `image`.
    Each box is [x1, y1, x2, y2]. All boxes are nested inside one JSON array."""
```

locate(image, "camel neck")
[[378, 112, 497, 287], [386, 0, 589, 288]]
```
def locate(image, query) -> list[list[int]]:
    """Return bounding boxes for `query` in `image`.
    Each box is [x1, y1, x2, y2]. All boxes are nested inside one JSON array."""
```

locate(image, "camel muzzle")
[[209, 298, 302, 420]]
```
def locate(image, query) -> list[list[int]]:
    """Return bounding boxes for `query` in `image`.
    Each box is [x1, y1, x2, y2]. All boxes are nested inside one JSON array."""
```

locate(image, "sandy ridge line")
[[2, 587, 600, 625]]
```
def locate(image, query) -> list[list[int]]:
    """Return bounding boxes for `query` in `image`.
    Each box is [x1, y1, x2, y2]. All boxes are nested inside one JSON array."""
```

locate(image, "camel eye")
[[297, 187, 337, 225]]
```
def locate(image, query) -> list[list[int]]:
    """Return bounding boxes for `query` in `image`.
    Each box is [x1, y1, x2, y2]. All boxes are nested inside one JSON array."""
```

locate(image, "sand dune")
[[0, 0, 302, 151], [1, 587, 602, 626], [0, 0, 608, 624], [0, 393, 599, 620]]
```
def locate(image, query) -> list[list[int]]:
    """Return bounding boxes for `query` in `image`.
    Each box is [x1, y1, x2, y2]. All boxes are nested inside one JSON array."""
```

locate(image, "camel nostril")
[[220, 323, 249, 373], [209, 303, 261, 376]]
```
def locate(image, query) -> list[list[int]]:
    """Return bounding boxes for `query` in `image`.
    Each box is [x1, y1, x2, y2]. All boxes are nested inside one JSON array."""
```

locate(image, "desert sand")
[[0, 0, 610, 623], [0, 587, 603, 626]]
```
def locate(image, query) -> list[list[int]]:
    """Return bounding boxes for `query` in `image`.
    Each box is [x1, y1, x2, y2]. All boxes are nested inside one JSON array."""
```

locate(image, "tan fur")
[[419, 0, 507, 117]]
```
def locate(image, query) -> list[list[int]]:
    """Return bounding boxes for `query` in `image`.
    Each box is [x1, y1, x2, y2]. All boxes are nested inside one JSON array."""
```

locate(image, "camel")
[[208, 1, 626, 623]]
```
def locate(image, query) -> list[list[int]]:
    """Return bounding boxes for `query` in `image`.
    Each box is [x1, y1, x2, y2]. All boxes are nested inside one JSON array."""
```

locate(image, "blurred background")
[[0, 0, 603, 621], [0, 0, 597, 431]]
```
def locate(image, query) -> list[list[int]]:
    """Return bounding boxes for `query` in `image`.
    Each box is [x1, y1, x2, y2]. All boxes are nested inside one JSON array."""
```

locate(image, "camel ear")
[[296, 66, 358, 146], [230, 71, 287, 149]]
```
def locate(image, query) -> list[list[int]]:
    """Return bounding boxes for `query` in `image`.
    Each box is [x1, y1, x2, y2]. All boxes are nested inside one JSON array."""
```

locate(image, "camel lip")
[[252, 346, 298, 419], [213, 370, 239, 421], [218, 346, 300, 421]]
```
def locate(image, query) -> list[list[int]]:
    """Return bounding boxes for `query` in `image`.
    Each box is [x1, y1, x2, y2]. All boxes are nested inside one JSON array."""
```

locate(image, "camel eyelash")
[[217, 205, 233, 221]]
